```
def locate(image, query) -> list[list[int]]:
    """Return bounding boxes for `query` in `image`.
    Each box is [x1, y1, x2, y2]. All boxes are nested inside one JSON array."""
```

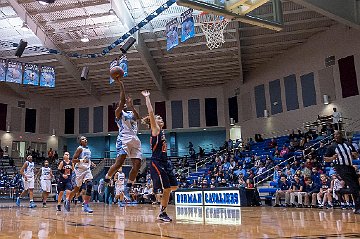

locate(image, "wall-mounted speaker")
[[15, 39, 28, 57], [120, 36, 136, 54]]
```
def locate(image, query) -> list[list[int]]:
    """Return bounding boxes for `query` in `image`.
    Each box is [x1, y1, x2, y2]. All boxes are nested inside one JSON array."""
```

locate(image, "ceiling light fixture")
[[37, 0, 55, 5], [81, 34, 89, 42]]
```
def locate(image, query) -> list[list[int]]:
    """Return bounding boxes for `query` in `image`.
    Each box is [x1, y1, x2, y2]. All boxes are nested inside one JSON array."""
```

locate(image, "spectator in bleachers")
[[303, 177, 319, 208], [236, 173, 246, 188], [317, 174, 331, 208], [255, 134, 264, 143], [289, 130, 296, 141], [0, 146, 3, 158], [280, 145, 289, 158], [289, 175, 305, 207], [256, 163, 267, 182], [209, 177, 218, 188], [272, 166, 282, 187], [283, 164, 295, 176], [311, 167, 321, 186], [267, 138, 277, 149], [349, 138, 360, 153], [92, 181, 99, 202], [274, 176, 291, 207]]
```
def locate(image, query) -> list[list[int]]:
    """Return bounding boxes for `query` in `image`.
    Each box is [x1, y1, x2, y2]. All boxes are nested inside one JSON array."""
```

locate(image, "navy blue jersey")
[[279, 181, 291, 190], [60, 160, 72, 180], [151, 130, 167, 161], [291, 180, 304, 191]]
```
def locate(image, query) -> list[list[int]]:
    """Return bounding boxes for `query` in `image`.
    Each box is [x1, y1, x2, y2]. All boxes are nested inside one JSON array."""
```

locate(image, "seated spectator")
[[289, 175, 306, 207], [236, 173, 246, 188], [274, 176, 291, 207], [218, 178, 228, 187], [142, 184, 156, 203], [303, 177, 319, 208], [255, 134, 264, 142], [317, 174, 331, 208], [272, 167, 283, 187], [273, 146, 280, 158], [283, 164, 295, 176], [311, 167, 321, 185], [256, 163, 267, 182], [209, 177, 218, 188], [267, 138, 277, 149], [280, 145, 289, 158]]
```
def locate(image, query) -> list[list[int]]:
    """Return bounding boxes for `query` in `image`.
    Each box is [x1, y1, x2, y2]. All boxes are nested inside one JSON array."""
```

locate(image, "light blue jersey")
[[75, 146, 92, 171], [115, 110, 142, 158], [116, 110, 138, 140], [24, 161, 35, 178]]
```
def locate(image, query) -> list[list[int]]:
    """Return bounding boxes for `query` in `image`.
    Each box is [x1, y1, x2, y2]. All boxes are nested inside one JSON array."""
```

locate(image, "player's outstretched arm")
[[72, 148, 85, 164], [141, 90, 160, 136], [115, 80, 126, 119]]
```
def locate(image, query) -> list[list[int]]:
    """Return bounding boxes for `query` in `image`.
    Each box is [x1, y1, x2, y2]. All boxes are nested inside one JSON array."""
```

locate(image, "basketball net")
[[195, 13, 229, 50]]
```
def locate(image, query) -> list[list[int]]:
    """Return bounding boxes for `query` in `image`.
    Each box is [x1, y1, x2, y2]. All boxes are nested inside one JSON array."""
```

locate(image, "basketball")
[[110, 66, 124, 80]]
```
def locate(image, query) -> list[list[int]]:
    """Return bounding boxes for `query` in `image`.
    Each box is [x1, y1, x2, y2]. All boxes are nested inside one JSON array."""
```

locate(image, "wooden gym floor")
[[0, 202, 360, 239]]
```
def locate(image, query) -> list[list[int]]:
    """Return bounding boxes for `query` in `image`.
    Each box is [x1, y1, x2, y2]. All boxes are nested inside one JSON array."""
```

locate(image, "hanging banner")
[[40, 66, 55, 88], [181, 9, 195, 43], [0, 59, 6, 82], [166, 18, 179, 51], [109, 56, 128, 84], [6, 61, 22, 84], [23, 63, 40, 86]]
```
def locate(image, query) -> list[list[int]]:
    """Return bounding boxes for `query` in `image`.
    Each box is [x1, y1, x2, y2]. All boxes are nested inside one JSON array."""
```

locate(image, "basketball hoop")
[[195, 12, 229, 50]]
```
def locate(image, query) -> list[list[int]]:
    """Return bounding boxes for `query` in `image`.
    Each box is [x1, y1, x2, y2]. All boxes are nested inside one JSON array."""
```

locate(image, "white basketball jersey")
[[116, 172, 125, 186], [116, 111, 138, 139], [40, 167, 51, 180], [24, 161, 35, 178], [75, 146, 92, 171]]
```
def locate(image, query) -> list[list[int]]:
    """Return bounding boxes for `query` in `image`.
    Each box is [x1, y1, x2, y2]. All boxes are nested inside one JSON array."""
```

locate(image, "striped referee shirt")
[[325, 140, 356, 166]]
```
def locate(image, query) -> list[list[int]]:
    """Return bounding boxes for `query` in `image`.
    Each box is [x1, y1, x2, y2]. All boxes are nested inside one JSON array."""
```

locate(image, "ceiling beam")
[[291, 0, 360, 30], [8, 0, 101, 100], [112, 0, 168, 99], [235, 21, 244, 84]]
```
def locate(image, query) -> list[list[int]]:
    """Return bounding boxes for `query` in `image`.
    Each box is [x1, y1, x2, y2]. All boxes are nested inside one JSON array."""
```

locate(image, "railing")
[[253, 134, 334, 186]]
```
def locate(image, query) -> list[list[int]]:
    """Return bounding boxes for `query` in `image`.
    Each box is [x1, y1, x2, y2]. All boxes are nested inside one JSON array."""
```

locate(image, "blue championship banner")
[[181, 9, 195, 43], [166, 18, 179, 51], [0, 59, 6, 82], [6, 61, 22, 84], [109, 56, 128, 84], [23, 63, 39, 86], [40, 66, 55, 88]]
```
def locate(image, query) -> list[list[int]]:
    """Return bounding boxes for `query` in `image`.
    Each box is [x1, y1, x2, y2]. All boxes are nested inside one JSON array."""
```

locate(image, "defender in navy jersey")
[[102, 80, 142, 200], [141, 90, 178, 222], [36, 160, 53, 208], [56, 152, 73, 211]]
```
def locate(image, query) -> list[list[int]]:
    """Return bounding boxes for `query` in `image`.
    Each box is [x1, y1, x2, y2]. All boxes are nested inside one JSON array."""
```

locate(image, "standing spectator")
[[47, 148, 54, 161], [332, 108, 342, 130], [324, 130, 360, 214], [274, 176, 291, 207], [0, 146, 3, 158], [92, 181, 99, 202]]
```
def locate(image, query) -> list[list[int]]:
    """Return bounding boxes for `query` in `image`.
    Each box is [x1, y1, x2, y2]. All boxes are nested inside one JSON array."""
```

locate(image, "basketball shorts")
[[41, 179, 51, 193], [22, 177, 34, 190], [57, 179, 73, 192], [115, 184, 125, 195], [116, 136, 142, 159], [150, 159, 178, 191], [74, 169, 93, 188]]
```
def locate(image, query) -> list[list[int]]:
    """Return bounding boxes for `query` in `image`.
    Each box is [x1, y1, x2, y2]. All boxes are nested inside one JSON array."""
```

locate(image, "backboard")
[[176, 0, 283, 31]]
